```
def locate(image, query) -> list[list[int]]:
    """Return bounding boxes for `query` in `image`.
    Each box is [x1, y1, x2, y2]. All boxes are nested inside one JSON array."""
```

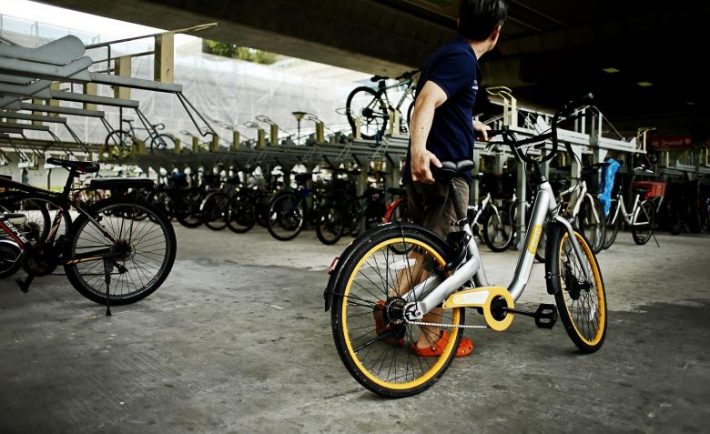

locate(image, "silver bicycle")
[[325, 96, 607, 398]]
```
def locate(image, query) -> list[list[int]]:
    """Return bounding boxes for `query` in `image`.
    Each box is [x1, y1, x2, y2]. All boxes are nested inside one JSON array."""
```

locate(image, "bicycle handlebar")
[[486, 93, 595, 165]]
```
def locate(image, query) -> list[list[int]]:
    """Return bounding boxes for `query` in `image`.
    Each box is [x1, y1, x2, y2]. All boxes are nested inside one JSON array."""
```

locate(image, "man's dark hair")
[[458, 0, 508, 41]]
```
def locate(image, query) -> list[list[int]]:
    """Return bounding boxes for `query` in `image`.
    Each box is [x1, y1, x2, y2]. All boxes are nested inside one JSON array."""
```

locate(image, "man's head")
[[458, 0, 508, 49]]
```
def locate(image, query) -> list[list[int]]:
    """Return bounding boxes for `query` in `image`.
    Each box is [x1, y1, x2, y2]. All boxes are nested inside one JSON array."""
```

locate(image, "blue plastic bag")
[[598, 158, 620, 217]]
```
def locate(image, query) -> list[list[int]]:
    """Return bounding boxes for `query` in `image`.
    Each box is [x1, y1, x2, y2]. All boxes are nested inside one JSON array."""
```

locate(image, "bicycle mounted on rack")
[[324, 94, 607, 398]]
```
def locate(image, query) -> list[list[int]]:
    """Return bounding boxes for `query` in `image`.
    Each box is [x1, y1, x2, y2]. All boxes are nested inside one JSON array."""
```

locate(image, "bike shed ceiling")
[[37, 0, 710, 138]]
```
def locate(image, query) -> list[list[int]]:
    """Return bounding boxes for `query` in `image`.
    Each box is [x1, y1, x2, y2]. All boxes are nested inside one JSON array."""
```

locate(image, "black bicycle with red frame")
[[0, 158, 176, 314]]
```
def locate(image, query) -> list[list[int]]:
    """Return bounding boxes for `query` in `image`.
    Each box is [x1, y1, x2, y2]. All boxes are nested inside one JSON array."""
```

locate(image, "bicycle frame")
[[610, 192, 658, 227], [379, 79, 416, 113], [401, 179, 592, 320], [0, 177, 120, 264]]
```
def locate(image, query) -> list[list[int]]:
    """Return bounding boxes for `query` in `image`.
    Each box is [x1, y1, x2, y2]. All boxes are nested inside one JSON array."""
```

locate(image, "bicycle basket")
[[633, 181, 666, 199]]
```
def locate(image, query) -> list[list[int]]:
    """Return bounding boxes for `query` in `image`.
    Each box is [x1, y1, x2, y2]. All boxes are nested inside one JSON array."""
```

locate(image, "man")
[[402, 0, 508, 357]]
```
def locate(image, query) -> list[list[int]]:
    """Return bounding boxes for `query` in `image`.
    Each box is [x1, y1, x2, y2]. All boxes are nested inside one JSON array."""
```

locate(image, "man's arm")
[[410, 81, 448, 184]]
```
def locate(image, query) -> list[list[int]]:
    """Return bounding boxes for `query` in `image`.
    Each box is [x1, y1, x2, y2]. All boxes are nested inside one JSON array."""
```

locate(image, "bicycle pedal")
[[534, 304, 557, 329]]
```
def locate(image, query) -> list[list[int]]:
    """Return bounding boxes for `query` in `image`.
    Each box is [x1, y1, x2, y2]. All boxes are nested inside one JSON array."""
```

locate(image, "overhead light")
[[687, 101, 696, 106], [602, 67, 620, 73], [637, 81, 653, 87]]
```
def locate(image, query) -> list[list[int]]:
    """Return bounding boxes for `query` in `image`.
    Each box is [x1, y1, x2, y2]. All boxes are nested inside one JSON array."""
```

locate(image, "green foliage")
[[202, 40, 278, 64]]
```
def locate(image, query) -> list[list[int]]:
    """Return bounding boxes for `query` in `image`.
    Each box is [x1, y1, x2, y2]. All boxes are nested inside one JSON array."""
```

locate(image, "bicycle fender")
[[544, 221, 565, 295]]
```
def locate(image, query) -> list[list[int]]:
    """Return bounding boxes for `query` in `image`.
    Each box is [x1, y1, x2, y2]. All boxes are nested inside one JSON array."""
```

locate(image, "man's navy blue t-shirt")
[[403, 36, 479, 183]]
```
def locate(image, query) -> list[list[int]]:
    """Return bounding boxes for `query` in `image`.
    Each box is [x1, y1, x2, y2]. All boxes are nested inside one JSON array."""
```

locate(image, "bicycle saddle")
[[433, 160, 475, 183], [46, 158, 100, 174], [370, 75, 388, 82]]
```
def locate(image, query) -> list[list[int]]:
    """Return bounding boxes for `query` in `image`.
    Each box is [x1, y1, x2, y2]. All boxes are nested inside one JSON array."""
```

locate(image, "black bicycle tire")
[[64, 199, 176, 306], [631, 200, 655, 245], [0, 242, 23, 278], [104, 130, 133, 158], [578, 195, 606, 254], [227, 192, 257, 234], [201, 191, 230, 231], [482, 208, 514, 252], [6, 196, 52, 243], [266, 192, 304, 241], [315, 203, 345, 245], [150, 134, 176, 151], [602, 199, 620, 250]]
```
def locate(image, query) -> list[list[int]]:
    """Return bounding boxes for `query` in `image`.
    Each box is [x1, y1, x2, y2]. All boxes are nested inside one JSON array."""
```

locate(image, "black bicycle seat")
[[46, 158, 100, 174], [370, 75, 388, 82], [433, 160, 475, 183]]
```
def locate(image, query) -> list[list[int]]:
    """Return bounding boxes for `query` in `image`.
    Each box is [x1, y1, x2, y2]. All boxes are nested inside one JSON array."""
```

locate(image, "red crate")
[[633, 181, 666, 198]]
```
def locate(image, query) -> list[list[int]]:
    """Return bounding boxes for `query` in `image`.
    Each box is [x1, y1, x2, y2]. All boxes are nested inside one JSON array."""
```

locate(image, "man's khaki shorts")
[[406, 177, 470, 239]]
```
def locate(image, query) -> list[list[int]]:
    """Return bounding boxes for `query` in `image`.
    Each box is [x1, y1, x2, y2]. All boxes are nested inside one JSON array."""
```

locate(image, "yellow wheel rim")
[[559, 232, 606, 346], [341, 237, 461, 390]]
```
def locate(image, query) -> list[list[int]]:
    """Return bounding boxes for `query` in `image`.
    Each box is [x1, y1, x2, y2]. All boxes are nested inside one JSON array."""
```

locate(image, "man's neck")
[[470, 40, 489, 59]]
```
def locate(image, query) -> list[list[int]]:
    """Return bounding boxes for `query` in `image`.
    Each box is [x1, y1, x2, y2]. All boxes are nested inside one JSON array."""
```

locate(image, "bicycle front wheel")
[[267, 192, 304, 241], [546, 225, 607, 353], [346, 86, 388, 140], [315, 203, 345, 245], [331, 226, 464, 398], [65, 200, 176, 305], [631, 200, 655, 245], [201, 192, 230, 231]]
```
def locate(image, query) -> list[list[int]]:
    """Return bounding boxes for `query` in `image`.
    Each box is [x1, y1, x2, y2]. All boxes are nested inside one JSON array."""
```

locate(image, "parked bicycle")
[[104, 118, 176, 158], [345, 70, 418, 141], [0, 158, 176, 314], [603, 173, 665, 248], [325, 95, 606, 398]]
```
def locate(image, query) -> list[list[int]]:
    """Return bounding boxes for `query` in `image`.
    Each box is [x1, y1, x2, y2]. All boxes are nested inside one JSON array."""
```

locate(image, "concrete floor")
[[1, 225, 708, 433]]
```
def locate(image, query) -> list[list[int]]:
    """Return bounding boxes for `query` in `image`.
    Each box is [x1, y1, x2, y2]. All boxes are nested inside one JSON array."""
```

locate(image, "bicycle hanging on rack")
[[104, 118, 176, 158], [324, 95, 606, 398], [345, 70, 419, 140]]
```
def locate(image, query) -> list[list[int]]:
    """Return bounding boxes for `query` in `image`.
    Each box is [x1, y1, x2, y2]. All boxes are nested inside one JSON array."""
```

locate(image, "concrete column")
[[231, 131, 240, 151], [83, 83, 98, 111], [114, 56, 132, 100], [154, 32, 175, 83]]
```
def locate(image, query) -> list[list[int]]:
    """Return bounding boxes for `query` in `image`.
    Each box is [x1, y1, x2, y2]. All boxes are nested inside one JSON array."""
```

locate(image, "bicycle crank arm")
[[502, 304, 557, 329], [441, 286, 514, 332]]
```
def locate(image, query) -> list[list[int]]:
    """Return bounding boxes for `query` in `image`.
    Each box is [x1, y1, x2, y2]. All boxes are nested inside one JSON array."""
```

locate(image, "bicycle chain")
[[405, 319, 488, 330]]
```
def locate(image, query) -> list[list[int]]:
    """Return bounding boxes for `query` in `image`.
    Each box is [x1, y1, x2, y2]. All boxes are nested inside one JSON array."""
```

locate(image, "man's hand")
[[411, 149, 442, 184], [474, 120, 491, 141]]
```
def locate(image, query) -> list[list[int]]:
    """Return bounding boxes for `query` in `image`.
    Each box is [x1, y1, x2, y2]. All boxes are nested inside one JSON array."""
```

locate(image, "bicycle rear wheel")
[[331, 225, 464, 398], [546, 225, 607, 353], [267, 192, 304, 241], [105, 130, 133, 159], [602, 199, 620, 250], [64, 199, 176, 305], [482, 208, 514, 252], [227, 191, 257, 234], [201, 192, 230, 231], [631, 200, 655, 245], [346, 86, 388, 140], [0, 241, 22, 278], [577, 196, 606, 253]]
